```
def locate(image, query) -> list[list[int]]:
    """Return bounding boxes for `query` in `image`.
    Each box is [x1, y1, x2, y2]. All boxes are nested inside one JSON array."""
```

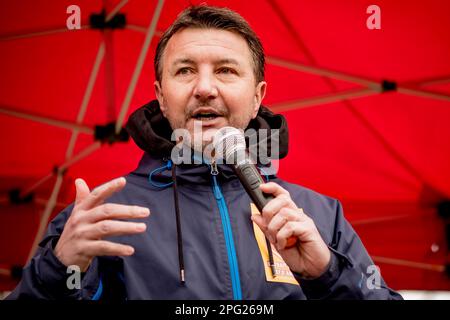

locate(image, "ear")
[[154, 80, 166, 116], [251, 81, 267, 118]]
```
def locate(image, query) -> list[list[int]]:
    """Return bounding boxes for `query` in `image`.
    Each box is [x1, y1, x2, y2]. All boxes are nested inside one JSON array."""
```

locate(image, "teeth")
[[194, 113, 218, 119]]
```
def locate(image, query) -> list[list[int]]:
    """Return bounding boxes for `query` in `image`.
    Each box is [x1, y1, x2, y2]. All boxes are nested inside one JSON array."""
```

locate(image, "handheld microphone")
[[212, 127, 298, 249]]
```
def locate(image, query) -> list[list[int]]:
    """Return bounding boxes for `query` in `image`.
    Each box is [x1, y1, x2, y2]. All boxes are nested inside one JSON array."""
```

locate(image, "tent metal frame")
[[0, 0, 448, 277]]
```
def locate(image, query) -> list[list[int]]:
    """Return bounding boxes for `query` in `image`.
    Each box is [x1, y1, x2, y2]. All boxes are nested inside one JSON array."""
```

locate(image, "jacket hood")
[[125, 99, 289, 161]]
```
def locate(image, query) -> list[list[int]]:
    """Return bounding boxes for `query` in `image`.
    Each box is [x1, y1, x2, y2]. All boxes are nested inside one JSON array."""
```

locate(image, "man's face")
[[154, 27, 266, 150]]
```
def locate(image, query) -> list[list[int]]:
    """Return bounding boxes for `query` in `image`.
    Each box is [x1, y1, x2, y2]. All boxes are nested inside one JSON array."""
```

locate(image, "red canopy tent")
[[1, 0, 449, 292]]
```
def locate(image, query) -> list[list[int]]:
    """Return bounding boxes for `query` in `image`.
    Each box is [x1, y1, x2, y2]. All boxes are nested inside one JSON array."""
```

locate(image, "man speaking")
[[8, 5, 402, 300]]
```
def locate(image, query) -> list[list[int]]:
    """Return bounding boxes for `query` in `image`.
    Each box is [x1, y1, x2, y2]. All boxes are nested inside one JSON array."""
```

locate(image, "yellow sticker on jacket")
[[251, 203, 300, 286]]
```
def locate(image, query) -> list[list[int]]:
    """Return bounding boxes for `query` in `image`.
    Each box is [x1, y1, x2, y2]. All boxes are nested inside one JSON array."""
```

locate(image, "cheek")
[[164, 85, 188, 104], [162, 82, 191, 116], [222, 85, 256, 116]]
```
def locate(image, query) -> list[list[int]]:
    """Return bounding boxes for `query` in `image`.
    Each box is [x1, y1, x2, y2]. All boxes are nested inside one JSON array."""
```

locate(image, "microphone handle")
[[233, 163, 298, 249]]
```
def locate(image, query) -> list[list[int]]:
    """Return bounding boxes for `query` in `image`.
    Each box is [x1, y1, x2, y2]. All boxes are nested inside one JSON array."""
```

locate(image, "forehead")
[[163, 27, 253, 66]]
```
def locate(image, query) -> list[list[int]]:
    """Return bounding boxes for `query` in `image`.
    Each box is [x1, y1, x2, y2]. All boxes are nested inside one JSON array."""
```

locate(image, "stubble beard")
[[167, 113, 252, 153]]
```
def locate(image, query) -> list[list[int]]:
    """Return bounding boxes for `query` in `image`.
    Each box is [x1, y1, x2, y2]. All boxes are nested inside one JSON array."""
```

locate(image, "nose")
[[193, 70, 218, 101]]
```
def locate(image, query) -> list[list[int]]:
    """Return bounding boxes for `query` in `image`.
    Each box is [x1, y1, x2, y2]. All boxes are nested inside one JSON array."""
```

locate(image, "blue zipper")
[[91, 277, 103, 300], [210, 163, 243, 300]]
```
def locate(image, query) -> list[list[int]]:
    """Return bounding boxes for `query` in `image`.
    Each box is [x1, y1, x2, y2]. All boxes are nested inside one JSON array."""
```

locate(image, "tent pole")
[[0, 106, 94, 134], [103, 32, 117, 123], [267, 56, 450, 103], [34, 198, 68, 209], [66, 0, 130, 159], [25, 141, 101, 261], [267, 56, 380, 89], [397, 87, 450, 102], [15, 141, 101, 199], [351, 214, 412, 226], [0, 26, 89, 41], [65, 42, 105, 159], [8, 0, 129, 208], [101, 0, 131, 123], [270, 88, 378, 112], [115, 0, 165, 133], [13, 0, 128, 203], [419, 77, 450, 86], [3, 197, 68, 209], [372, 256, 446, 273], [0, 268, 11, 276], [60, 142, 102, 173], [127, 24, 163, 38], [105, 0, 129, 22], [20, 173, 54, 199], [26, 171, 65, 262], [403, 76, 450, 87], [261, 1, 449, 196]]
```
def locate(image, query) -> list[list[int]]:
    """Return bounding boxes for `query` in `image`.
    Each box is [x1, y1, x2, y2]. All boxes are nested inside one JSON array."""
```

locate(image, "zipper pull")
[[210, 160, 219, 176]]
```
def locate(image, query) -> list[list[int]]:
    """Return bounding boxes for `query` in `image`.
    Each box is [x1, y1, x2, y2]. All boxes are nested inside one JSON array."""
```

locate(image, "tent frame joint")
[[94, 122, 129, 144], [381, 79, 397, 92], [90, 10, 126, 30], [9, 189, 34, 205], [52, 165, 68, 176]]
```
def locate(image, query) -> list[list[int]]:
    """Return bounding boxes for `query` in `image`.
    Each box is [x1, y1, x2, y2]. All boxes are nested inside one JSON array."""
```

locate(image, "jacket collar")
[[126, 99, 288, 184]]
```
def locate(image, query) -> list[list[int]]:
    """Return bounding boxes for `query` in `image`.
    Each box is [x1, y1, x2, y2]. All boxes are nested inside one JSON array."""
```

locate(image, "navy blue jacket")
[[8, 101, 402, 300]]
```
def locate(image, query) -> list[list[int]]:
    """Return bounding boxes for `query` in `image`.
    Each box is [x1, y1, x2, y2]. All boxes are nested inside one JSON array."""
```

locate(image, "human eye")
[[175, 67, 193, 76], [217, 67, 238, 75]]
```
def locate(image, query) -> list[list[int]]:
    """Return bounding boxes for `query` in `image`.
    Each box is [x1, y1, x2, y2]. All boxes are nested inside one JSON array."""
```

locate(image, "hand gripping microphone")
[[212, 127, 298, 249]]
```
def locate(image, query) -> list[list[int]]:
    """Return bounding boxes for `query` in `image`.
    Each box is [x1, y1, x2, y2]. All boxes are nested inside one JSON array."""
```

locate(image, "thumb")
[[251, 214, 267, 231], [75, 178, 90, 205], [251, 215, 274, 244]]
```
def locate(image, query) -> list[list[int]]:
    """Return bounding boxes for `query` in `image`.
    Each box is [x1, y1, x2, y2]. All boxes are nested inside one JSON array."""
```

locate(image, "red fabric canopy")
[[1, 0, 449, 291]]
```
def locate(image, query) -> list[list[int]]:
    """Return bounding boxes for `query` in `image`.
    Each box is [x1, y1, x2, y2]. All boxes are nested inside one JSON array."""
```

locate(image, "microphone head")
[[212, 126, 247, 164]]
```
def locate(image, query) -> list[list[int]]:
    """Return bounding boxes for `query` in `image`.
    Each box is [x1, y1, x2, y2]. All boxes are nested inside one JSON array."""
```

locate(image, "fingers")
[[83, 220, 147, 240], [259, 182, 290, 198], [266, 208, 301, 241], [79, 177, 126, 210], [84, 240, 136, 257], [260, 183, 297, 221], [83, 203, 150, 223], [251, 214, 267, 232], [75, 178, 90, 206], [276, 220, 314, 250], [252, 214, 276, 245], [261, 194, 296, 221], [252, 207, 301, 241]]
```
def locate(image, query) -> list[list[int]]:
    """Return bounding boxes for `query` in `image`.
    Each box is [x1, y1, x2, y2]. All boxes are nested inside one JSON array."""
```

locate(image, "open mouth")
[[191, 108, 223, 122], [192, 113, 221, 121]]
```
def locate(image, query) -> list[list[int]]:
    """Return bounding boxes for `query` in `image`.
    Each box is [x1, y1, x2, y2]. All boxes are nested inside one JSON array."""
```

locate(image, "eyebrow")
[[216, 58, 240, 66], [173, 58, 195, 66], [172, 58, 241, 66]]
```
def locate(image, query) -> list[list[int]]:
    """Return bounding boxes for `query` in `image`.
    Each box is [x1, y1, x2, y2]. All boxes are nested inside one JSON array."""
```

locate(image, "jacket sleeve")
[[6, 205, 103, 300], [295, 200, 403, 300]]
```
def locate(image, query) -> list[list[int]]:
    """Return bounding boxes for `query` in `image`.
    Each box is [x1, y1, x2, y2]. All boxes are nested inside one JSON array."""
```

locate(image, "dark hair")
[[154, 5, 265, 83]]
